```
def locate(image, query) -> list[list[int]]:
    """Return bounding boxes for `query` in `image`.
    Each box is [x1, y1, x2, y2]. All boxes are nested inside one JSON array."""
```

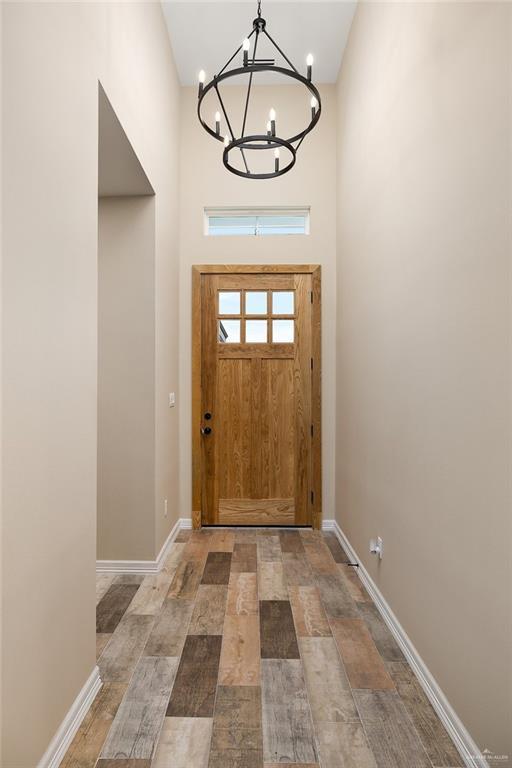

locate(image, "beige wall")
[[98, 197, 156, 561], [179, 84, 337, 523], [336, 1, 512, 757], [1, 2, 180, 764]]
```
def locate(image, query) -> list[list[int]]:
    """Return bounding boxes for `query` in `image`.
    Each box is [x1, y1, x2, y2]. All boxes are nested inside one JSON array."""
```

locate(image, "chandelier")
[[197, 0, 322, 180]]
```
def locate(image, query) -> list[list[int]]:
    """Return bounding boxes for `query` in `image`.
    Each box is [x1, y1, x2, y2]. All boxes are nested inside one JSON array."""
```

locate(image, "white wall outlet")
[[164, 499, 168, 517], [370, 536, 383, 559], [169, 392, 176, 407]]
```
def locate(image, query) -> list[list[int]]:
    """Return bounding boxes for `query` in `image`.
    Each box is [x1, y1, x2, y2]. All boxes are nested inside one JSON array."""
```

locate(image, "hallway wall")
[[98, 197, 156, 561], [178, 83, 337, 525], [1, 3, 180, 764], [335, 1, 512, 757]]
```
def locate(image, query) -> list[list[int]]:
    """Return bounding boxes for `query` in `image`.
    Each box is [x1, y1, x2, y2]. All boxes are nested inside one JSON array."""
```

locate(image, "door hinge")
[[311, 490, 314, 504], [310, 358, 313, 370], [310, 423, 314, 437], [310, 291, 313, 304]]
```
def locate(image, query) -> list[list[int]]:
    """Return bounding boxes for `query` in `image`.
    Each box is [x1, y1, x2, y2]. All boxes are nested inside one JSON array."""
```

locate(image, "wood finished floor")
[[63, 529, 463, 768]]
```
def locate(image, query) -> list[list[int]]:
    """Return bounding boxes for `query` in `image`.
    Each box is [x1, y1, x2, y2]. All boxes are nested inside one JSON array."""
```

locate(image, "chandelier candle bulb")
[[215, 111, 221, 135], [274, 147, 280, 172], [306, 53, 314, 81], [198, 69, 206, 97], [269, 108, 276, 136], [243, 37, 251, 66]]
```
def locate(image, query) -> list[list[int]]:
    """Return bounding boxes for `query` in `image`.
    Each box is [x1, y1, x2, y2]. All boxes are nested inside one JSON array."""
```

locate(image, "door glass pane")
[[245, 320, 268, 343], [272, 291, 294, 315], [245, 291, 267, 315], [219, 291, 241, 315], [272, 319, 294, 343], [219, 319, 240, 343]]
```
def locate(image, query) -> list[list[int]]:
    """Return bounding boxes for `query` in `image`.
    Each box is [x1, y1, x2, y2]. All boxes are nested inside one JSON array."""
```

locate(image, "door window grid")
[[218, 289, 296, 344]]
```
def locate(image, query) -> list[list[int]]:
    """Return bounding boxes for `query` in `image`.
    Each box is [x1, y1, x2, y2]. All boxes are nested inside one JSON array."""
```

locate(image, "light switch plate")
[[169, 392, 176, 407]]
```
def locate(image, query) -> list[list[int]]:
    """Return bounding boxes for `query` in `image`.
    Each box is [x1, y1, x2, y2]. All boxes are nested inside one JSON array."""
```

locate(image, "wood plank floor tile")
[[183, 540, 211, 560], [211, 685, 262, 751], [315, 572, 360, 618], [162, 542, 186, 573], [353, 689, 431, 768], [282, 553, 315, 587], [114, 575, 145, 585], [358, 603, 405, 661], [260, 600, 300, 659], [258, 561, 288, 600], [152, 717, 213, 768], [265, 764, 318, 767], [261, 659, 318, 765], [257, 534, 282, 562], [337, 564, 372, 603], [60, 683, 127, 768], [143, 598, 194, 656], [208, 748, 263, 768], [288, 586, 331, 637], [231, 542, 258, 572], [322, 531, 350, 563], [316, 721, 377, 768], [234, 529, 258, 543], [99, 615, 154, 683], [299, 637, 359, 723], [386, 662, 463, 767], [279, 530, 305, 553], [96, 633, 112, 660], [201, 551, 232, 585], [303, 541, 338, 574], [96, 583, 142, 634], [96, 761, 151, 768], [166, 634, 222, 717], [219, 614, 261, 685], [227, 572, 258, 616], [125, 570, 174, 617], [96, 574, 115, 605], [209, 529, 236, 551], [330, 618, 395, 691], [168, 558, 205, 598], [101, 656, 178, 759], [189, 585, 228, 634], [175, 529, 192, 543]]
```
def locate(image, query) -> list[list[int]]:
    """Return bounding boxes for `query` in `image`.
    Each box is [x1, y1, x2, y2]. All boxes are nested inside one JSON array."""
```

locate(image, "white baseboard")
[[96, 517, 192, 575], [37, 666, 102, 768], [323, 519, 487, 768]]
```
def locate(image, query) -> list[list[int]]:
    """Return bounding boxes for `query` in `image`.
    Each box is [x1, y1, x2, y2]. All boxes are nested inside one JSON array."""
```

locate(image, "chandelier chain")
[[257, 0, 262, 18]]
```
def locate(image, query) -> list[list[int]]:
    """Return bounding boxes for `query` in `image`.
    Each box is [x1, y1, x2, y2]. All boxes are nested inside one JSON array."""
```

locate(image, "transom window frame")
[[217, 288, 296, 345], [204, 206, 311, 237]]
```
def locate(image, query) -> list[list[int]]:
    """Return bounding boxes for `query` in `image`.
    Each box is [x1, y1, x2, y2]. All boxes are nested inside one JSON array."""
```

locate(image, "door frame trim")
[[191, 264, 322, 529]]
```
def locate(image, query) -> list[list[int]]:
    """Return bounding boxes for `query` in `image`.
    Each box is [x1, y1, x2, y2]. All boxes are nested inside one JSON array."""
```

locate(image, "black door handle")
[[201, 426, 212, 435], [204, 412, 212, 420]]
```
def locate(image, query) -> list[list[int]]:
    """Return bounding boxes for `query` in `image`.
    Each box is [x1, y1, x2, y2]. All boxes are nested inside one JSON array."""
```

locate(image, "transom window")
[[205, 207, 310, 237], [218, 290, 295, 344]]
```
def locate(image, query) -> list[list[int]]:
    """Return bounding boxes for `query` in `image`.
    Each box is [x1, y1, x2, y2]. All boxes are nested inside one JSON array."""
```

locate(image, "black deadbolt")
[[204, 412, 212, 420]]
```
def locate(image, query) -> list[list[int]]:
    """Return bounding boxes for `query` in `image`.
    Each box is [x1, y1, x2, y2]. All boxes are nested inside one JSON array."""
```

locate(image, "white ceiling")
[[161, 1, 357, 86]]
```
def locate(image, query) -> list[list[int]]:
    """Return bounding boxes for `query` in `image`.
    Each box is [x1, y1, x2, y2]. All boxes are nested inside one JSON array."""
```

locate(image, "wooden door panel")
[[217, 358, 252, 500], [198, 268, 320, 527], [260, 358, 295, 500]]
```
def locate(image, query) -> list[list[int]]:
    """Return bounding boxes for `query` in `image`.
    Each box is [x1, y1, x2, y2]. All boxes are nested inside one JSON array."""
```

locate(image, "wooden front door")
[[193, 266, 321, 528]]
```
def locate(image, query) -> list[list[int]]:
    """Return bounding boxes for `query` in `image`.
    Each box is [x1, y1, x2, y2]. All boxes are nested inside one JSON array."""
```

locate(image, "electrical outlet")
[[164, 499, 168, 517]]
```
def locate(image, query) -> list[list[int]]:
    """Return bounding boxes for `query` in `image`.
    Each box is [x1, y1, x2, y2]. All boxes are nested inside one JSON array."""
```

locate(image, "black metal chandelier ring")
[[197, 65, 322, 148], [223, 134, 296, 180]]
